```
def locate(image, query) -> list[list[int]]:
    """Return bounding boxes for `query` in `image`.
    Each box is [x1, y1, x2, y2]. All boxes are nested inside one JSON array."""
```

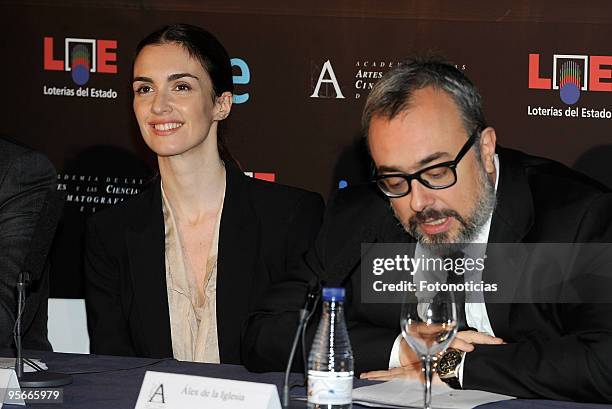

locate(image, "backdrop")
[[2, 0, 611, 298]]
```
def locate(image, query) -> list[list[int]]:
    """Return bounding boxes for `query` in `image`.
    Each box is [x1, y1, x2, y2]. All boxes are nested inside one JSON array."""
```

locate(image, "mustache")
[[408, 208, 467, 229]]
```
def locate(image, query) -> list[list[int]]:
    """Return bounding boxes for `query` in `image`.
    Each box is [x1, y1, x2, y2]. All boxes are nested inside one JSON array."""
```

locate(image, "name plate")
[[134, 371, 281, 409]]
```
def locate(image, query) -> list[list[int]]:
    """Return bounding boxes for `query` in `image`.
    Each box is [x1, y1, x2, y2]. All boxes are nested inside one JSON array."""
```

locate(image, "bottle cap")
[[322, 287, 345, 302]]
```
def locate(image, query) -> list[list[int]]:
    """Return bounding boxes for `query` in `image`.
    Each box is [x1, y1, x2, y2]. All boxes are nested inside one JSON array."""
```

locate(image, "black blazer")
[[84, 164, 324, 364], [243, 147, 612, 402], [0, 137, 55, 351]]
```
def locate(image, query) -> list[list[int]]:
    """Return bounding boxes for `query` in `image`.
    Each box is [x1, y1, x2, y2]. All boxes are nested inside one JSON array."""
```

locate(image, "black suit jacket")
[[0, 137, 55, 350], [243, 147, 612, 402], [84, 164, 324, 364]]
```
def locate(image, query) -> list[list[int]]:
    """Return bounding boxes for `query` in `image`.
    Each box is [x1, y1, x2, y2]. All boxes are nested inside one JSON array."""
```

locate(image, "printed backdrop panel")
[[1, 2, 611, 297]]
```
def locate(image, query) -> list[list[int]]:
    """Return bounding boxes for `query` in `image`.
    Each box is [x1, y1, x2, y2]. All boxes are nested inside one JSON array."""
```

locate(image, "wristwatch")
[[437, 349, 465, 389]]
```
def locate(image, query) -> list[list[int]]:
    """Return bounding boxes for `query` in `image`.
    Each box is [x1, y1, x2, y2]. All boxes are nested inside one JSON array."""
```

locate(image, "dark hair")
[[135, 24, 235, 162], [362, 57, 487, 144]]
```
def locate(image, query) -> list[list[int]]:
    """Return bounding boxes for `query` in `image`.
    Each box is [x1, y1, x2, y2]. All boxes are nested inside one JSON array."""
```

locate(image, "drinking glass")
[[400, 291, 457, 409]]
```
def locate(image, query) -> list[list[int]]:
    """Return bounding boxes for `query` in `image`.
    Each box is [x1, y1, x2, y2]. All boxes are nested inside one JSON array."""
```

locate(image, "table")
[[4, 351, 609, 408]]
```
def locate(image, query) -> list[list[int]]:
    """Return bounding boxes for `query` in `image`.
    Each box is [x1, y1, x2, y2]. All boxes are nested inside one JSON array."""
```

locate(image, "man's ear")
[[479, 127, 497, 174], [213, 91, 233, 121]]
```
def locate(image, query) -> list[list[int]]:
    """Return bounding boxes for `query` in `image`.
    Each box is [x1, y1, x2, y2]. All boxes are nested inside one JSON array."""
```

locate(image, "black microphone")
[[282, 279, 320, 408], [14, 188, 72, 387]]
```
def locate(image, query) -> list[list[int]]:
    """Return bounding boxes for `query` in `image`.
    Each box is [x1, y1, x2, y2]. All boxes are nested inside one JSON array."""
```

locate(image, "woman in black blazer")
[[84, 24, 323, 364]]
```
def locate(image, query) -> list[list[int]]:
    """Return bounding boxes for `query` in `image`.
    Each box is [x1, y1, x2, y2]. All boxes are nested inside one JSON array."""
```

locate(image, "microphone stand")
[[15, 272, 72, 388], [15, 272, 27, 379], [282, 285, 320, 408]]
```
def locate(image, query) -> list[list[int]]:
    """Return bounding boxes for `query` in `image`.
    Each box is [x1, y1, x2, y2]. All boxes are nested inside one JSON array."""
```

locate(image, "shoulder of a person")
[[502, 149, 610, 198], [327, 182, 388, 215], [242, 172, 323, 210], [87, 178, 158, 233], [0, 137, 56, 178], [501, 146, 611, 209], [0, 137, 29, 160]]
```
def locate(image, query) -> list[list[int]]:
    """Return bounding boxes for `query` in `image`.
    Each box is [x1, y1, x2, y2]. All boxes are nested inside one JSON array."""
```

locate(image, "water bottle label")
[[307, 370, 353, 405]]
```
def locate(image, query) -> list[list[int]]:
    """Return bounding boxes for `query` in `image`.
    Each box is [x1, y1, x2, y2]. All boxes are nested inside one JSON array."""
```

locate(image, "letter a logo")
[[310, 60, 345, 99], [148, 384, 166, 403]]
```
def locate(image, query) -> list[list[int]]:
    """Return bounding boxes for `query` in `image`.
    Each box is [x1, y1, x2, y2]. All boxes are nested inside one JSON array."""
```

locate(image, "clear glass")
[[400, 292, 457, 409]]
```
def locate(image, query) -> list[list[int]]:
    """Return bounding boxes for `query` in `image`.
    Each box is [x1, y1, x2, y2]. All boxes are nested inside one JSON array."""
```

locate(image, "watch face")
[[438, 351, 462, 376]]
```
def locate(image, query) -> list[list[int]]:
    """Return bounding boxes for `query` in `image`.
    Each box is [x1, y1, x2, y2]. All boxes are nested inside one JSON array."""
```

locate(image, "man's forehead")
[[375, 145, 454, 174], [369, 108, 465, 172]]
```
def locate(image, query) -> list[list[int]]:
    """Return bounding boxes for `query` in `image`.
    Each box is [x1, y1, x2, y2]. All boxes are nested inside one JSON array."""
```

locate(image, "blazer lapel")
[[485, 147, 535, 338], [488, 149, 534, 244], [216, 165, 259, 363], [125, 180, 173, 358]]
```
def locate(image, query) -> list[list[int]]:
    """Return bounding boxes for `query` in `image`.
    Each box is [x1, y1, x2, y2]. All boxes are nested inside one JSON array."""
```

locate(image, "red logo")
[[44, 37, 117, 85], [528, 53, 612, 104], [244, 172, 276, 182]]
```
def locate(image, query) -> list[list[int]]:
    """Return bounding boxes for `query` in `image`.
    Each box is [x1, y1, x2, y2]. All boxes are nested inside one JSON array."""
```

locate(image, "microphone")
[[282, 279, 320, 408], [14, 188, 72, 387]]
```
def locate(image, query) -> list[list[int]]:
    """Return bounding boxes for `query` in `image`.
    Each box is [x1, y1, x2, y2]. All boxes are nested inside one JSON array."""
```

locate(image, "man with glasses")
[[242, 59, 612, 402]]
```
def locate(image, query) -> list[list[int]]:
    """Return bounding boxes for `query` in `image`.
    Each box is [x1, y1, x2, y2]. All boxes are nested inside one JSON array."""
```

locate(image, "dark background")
[[1, 0, 611, 297]]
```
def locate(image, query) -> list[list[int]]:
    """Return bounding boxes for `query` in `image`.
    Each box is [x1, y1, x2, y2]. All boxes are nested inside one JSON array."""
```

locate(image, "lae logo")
[[43, 37, 118, 85], [528, 53, 612, 105]]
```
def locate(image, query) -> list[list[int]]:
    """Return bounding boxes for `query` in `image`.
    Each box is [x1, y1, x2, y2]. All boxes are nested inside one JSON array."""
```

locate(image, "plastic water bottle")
[[307, 287, 353, 409]]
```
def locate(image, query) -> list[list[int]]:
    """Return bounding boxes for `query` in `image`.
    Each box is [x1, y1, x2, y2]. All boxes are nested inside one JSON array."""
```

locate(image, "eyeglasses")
[[374, 132, 478, 198]]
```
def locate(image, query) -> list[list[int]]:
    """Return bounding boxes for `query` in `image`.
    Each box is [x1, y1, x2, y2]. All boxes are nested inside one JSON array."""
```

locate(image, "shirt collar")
[[473, 153, 499, 245]]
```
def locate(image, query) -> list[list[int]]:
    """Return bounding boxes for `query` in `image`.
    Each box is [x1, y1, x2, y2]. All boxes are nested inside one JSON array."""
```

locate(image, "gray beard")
[[395, 162, 497, 255]]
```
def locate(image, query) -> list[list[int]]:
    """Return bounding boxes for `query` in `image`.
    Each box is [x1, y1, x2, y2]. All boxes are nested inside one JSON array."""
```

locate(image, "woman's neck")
[[158, 142, 226, 225]]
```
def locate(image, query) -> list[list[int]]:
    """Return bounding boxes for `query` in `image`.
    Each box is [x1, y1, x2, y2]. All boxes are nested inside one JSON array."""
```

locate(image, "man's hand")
[[359, 331, 504, 381], [358, 365, 431, 382], [450, 330, 504, 353]]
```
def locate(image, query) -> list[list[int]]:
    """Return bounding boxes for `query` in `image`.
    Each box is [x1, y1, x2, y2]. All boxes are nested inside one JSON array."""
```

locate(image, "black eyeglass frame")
[[374, 131, 479, 198]]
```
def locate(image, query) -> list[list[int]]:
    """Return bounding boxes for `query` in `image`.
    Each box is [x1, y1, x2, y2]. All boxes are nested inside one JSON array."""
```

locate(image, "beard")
[[395, 161, 497, 255]]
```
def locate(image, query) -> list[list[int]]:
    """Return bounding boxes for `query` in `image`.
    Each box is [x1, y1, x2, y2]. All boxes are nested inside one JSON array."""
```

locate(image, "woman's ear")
[[213, 91, 233, 121]]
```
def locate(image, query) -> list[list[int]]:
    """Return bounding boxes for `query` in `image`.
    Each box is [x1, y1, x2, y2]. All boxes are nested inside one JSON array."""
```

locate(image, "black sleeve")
[[84, 217, 136, 356], [464, 303, 612, 402], [241, 192, 324, 372], [0, 150, 55, 348], [464, 194, 612, 402]]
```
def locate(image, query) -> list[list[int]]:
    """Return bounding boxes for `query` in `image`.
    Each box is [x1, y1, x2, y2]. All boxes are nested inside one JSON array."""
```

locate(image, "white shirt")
[[388, 155, 500, 387]]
